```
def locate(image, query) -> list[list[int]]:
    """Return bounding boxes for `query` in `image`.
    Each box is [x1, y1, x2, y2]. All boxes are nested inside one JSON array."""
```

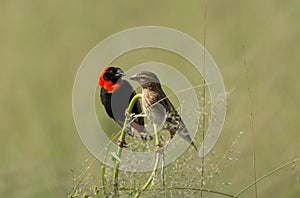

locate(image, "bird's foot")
[[140, 132, 153, 141], [125, 125, 134, 137], [125, 108, 131, 117], [125, 108, 136, 120]]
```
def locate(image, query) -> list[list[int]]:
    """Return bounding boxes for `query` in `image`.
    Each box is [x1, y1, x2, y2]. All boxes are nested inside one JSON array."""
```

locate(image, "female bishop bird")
[[130, 71, 198, 150], [98, 66, 149, 146]]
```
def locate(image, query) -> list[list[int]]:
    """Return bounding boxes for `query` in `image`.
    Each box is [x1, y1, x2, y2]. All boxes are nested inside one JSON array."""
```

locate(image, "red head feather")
[[98, 66, 123, 93]]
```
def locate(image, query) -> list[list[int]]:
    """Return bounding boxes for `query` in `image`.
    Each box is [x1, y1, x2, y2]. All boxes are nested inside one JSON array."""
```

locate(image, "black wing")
[[100, 88, 114, 119], [120, 80, 145, 128], [100, 80, 146, 135]]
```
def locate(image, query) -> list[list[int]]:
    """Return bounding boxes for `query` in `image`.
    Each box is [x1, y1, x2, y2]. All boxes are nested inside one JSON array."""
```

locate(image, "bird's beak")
[[129, 74, 139, 81], [115, 69, 125, 77]]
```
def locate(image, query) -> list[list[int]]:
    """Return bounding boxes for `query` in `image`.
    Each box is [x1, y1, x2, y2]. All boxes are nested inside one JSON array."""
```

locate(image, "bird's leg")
[[125, 109, 152, 140], [124, 108, 131, 118], [124, 108, 137, 137], [153, 124, 164, 153], [125, 109, 147, 126], [124, 109, 140, 125], [125, 108, 147, 120], [125, 108, 135, 120], [118, 118, 135, 137], [139, 131, 153, 141], [133, 114, 147, 118]]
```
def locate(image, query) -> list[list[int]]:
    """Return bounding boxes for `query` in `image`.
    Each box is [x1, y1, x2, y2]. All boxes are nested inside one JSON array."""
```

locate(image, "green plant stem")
[[102, 134, 114, 198], [161, 152, 166, 188], [101, 166, 107, 196], [135, 125, 162, 198], [173, 187, 234, 197], [135, 153, 161, 198], [120, 186, 234, 197], [113, 94, 142, 196], [243, 45, 258, 198], [234, 156, 300, 197], [200, 4, 207, 198]]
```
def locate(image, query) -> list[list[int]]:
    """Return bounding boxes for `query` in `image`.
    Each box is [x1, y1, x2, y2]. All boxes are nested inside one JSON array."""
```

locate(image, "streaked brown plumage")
[[130, 71, 198, 150]]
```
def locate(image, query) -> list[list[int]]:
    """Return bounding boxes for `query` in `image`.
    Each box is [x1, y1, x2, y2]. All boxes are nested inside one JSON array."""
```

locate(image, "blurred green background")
[[1, 0, 300, 197]]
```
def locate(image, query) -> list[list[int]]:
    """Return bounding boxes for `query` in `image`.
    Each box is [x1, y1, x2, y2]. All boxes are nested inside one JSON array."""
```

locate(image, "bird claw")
[[125, 108, 135, 120], [140, 132, 153, 141], [125, 108, 131, 117], [125, 125, 134, 137]]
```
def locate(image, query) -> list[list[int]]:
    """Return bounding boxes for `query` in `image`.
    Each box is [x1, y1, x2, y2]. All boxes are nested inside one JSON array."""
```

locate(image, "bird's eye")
[[106, 69, 114, 76]]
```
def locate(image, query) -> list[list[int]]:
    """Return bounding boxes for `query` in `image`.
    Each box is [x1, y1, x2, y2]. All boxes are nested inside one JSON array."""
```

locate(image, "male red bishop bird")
[[130, 71, 198, 150], [98, 66, 149, 145]]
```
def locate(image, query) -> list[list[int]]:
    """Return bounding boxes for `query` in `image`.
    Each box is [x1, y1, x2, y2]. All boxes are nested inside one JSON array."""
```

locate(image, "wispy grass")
[[200, 2, 207, 198], [101, 133, 114, 197], [242, 45, 258, 197], [234, 157, 300, 197], [69, 77, 300, 197]]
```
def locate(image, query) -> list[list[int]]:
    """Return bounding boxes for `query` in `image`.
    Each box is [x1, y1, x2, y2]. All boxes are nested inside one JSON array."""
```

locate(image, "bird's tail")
[[178, 121, 198, 151]]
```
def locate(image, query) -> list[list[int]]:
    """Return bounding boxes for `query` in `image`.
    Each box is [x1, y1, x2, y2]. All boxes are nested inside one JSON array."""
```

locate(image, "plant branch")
[[113, 94, 142, 196], [134, 125, 162, 198], [242, 45, 258, 197]]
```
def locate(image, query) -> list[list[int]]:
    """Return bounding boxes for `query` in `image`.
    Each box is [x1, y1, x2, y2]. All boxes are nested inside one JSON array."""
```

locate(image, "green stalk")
[[134, 125, 162, 198], [102, 134, 114, 197], [161, 153, 166, 188], [113, 94, 142, 196]]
